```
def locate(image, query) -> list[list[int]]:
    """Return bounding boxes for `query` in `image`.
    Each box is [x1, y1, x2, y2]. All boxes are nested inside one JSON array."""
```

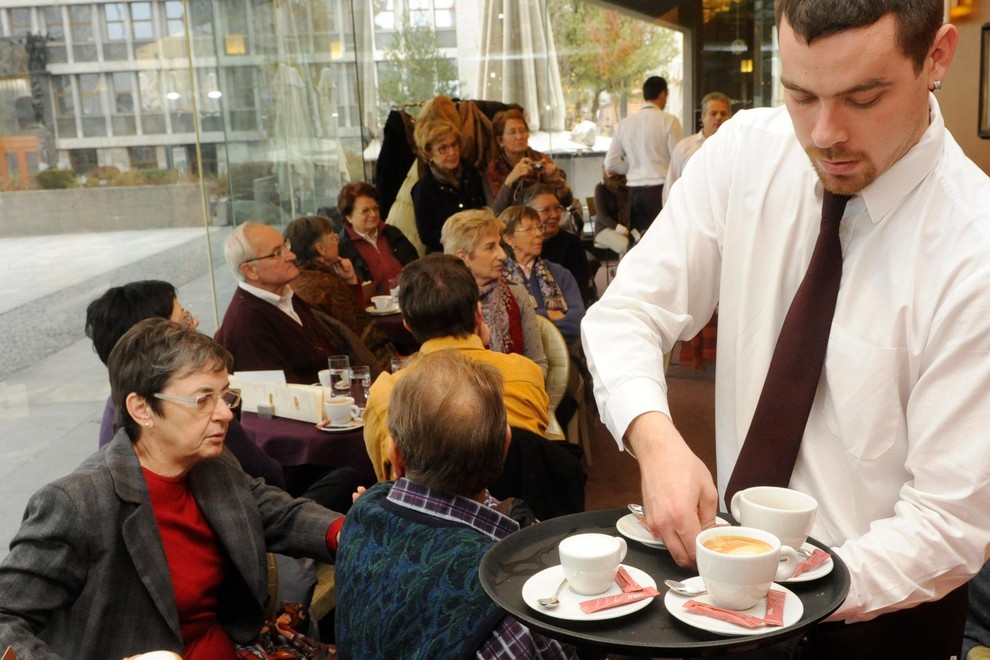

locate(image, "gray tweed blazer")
[[0, 430, 339, 659]]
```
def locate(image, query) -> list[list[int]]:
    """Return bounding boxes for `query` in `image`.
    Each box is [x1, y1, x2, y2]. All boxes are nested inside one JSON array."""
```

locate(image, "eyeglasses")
[[514, 224, 543, 236], [355, 205, 380, 217], [154, 388, 241, 415], [534, 205, 565, 217], [242, 240, 291, 264], [323, 233, 340, 243], [432, 140, 460, 156], [503, 127, 529, 137]]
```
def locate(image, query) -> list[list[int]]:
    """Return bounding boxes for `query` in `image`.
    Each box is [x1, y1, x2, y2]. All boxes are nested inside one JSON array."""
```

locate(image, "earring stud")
[[930, 80, 942, 92]]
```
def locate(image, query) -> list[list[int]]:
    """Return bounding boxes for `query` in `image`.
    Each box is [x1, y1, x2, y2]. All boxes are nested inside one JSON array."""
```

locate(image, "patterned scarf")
[[478, 279, 524, 355], [503, 256, 567, 313]]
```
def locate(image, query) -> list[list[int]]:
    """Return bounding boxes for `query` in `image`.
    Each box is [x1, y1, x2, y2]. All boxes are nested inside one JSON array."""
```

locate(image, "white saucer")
[[317, 419, 364, 432], [366, 305, 400, 316], [616, 514, 729, 550], [781, 543, 834, 583], [522, 564, 656, 621], [664, 576, 803, 636]]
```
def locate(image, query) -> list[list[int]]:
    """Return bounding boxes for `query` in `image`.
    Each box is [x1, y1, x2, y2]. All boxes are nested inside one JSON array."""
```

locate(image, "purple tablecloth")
[[240, 412, 375, 483]]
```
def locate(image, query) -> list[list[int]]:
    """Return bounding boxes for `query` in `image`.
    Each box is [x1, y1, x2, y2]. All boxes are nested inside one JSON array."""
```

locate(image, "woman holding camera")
[[486, 108, 572, 215]]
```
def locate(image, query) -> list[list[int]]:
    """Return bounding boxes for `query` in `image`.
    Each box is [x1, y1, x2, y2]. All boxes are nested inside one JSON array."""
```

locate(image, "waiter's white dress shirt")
[[583, 96, 990, 622], [603, 103, 683, 187], [663, 131, 706, 204]]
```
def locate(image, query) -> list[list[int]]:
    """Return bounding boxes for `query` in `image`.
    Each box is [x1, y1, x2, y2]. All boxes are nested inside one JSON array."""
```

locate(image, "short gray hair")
[[701, 92, 732, 114], [224, 222, 259, 282], [388, 350, 506, 496], [440, 209, 503, 256]]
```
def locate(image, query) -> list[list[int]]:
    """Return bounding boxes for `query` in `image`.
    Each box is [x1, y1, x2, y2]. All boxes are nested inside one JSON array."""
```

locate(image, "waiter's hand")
[[626, 411, 719, 568]]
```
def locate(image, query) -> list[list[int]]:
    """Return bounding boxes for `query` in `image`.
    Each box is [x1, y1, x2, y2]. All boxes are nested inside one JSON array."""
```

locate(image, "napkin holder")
[[230, 376, 324, 423]]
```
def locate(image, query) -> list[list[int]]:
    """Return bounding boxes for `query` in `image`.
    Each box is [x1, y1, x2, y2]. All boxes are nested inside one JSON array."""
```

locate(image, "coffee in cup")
[[730, 486, 818, 549], [324, 396, 360, 426], [696, 526, 799, 610], [558, 533, 627, 596]]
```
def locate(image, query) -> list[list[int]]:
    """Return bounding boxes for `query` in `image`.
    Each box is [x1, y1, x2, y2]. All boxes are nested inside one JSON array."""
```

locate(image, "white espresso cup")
[[558, 533, 627, 596], [730, 486, 818, 549], [696, 525, 800, 610], [324, 396, 360, 426], [371, 295, 393, 311]]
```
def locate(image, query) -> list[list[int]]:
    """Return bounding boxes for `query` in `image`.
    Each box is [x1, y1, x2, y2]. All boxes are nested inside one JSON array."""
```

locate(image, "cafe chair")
[[536, 316, 592, 465], [266, 553, 336, 625]]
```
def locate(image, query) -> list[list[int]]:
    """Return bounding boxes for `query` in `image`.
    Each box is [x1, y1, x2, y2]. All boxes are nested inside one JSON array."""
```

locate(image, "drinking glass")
[[390, 356, 407, 374], [388, 276, 400, 299], [350, 365, 372, 410], [327, 355, 351, 397]]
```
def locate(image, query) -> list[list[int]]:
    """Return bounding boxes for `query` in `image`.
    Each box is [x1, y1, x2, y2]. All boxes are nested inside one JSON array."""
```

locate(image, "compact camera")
[[531, 162, 544, 171]]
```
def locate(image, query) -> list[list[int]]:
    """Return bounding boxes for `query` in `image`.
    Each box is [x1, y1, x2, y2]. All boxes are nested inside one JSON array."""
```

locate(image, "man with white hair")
[[216, 221, 348, 384]]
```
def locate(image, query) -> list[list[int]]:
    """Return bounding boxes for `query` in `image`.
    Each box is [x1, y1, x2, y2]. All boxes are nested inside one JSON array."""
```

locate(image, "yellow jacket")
[[363, 334, 550, 480]]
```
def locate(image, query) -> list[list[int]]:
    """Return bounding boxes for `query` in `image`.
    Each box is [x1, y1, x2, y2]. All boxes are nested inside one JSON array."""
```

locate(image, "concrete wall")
[[0, 183, 208, 237]]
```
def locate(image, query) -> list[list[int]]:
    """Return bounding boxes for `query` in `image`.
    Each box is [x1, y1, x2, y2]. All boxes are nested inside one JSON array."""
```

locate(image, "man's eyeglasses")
[[534, 205, 565, 217], [154, 388, 241, 415], [242, 240, 291, 264]]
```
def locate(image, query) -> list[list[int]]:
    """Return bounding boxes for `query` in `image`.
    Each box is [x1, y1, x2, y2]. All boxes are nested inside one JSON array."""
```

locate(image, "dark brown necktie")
[[725, 190, 851, 506]]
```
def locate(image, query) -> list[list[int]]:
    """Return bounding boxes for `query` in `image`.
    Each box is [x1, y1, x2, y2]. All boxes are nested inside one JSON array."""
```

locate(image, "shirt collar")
[[386, 477, 519, 541], [419, 335, 485, 354], [238, 280, 294, 306], [857, 93, 945, 225]]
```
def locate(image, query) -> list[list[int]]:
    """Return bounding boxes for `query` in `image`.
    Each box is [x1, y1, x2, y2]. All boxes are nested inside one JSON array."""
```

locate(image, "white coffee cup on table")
[[324, 396, 360, 426], [558, 533, 627, 595], [371, 295, 393, 311], [696, 525, 800, 610], [730, 486, 818, 549]]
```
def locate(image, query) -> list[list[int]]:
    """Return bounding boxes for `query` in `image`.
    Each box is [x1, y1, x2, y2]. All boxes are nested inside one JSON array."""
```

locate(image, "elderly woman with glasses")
[[412, 118, 488, 253], [500, 206, 585, 342], [336, 182, 418, 296], [486, 108, 573, 215], [519, 183, 595, 306], [0, 319, 344, 660], [441, 209, 548, 378]]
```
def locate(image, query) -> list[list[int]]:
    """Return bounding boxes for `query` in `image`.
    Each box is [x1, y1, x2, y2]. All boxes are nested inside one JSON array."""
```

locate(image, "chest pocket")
[[821, 324, 906, 460]]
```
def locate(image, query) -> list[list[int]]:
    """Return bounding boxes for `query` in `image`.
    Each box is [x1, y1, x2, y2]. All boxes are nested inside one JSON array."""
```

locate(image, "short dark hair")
[[108, 318, 232, 442], [85, 280, 177, 365], [775, 0, 942, 73], [643, 76, 668, 101], [388, 350, 507, 496], [284, 215, 335, 267], [337, 182, 379, 220], [517, 183, 560, 207], [397, 254, 478, 342]]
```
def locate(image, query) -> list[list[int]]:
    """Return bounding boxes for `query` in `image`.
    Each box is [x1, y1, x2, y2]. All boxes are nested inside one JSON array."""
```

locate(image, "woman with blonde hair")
[[441, 209, 547, 377], [412, 119, 487, 253]]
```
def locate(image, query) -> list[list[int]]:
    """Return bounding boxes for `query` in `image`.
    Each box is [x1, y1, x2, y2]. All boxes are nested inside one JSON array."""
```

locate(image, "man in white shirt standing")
[[603, 76, 683, 235], [583, 1, 990, 657], [662, 91, 732, 205]]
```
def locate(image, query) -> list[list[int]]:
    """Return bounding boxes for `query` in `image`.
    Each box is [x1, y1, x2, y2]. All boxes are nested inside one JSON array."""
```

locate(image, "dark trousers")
[[629, 184, 664, 235], [712, 584, 969, 660]]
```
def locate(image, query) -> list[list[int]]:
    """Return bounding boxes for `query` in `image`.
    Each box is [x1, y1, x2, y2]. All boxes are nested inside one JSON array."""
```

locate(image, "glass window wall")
[[0, 0, 729, 557]]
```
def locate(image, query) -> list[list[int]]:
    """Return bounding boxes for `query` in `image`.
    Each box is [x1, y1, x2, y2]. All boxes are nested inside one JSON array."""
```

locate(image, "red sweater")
[[144, 468, 236, 660]]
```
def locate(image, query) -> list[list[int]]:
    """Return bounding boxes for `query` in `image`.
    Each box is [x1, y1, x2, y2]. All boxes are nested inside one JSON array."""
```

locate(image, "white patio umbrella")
[[476, 0, 567, 131], [272, 62, 316, 217]]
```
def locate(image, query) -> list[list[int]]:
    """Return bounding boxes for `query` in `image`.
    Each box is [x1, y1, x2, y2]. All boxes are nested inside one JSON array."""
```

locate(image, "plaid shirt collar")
[[386, 477, 519, 542]]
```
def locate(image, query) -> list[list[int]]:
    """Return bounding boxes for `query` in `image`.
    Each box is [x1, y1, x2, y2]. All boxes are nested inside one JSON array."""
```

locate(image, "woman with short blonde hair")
[[411, 118, 487, 254], [441, 209, 547, 377]]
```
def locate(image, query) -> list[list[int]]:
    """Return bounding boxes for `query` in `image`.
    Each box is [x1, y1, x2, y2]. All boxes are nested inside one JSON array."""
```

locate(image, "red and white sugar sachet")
[[791, 548, 831, 577], [579, 567, 660, 614], [682, 588, 786, 628]]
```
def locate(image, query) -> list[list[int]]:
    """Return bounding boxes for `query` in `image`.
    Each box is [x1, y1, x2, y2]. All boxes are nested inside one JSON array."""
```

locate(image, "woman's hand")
[[351, 485, 367, 504], [332, 258, 359, 285], [505, 158, 534, 187]]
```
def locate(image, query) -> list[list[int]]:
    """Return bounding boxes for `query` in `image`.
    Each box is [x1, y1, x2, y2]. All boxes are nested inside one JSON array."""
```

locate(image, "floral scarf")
[[502, 257, 567, 313], [478, 278, 524, 355]]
